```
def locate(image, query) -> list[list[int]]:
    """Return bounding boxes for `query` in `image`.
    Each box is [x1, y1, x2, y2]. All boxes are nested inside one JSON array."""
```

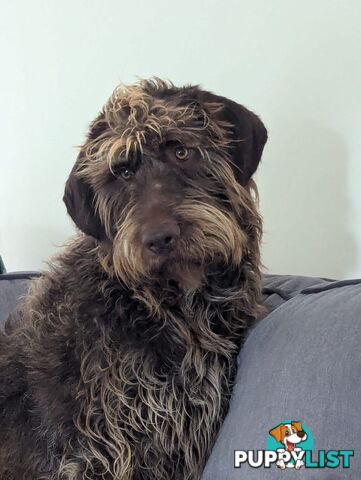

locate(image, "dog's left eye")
[[174, 146, 189, 161]]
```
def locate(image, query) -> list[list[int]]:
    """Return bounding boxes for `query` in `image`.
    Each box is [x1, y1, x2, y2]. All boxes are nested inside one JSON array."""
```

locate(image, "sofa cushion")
[[202, 277, 361, 479], [261, 273, 332, 311]]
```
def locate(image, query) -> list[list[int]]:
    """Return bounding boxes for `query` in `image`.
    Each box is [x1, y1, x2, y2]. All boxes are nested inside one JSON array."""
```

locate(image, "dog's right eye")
[[111, 165, 133, 180]]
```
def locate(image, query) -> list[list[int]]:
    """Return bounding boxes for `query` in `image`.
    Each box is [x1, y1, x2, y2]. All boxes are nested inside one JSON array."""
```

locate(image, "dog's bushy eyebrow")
[[161, 134, 205, 149], [108, 150, 142, 178]]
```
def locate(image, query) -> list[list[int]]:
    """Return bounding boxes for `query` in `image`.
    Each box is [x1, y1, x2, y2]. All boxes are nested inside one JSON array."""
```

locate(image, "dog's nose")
[[142, 222, 180, 254], [298, 430, 306, 438]]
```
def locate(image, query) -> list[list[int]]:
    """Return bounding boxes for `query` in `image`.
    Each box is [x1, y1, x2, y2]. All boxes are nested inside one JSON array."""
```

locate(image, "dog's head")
[[269, 422, 308, 451], [63, 79, 267, 289]]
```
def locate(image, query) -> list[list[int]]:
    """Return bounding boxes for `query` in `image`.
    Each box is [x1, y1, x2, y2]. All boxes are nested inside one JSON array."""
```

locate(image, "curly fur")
[[0, 78, 267, 479]]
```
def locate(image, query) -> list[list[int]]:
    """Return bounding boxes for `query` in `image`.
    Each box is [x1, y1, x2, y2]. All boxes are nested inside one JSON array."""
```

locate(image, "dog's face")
[[269, 422, 308, 451], [63, 79, 267, 288]]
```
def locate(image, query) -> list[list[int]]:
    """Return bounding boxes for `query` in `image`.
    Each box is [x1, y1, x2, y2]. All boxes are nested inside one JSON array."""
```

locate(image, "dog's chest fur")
[[2, 238, 256, 480], [9, 240, 248, 480], [69, 283, 240, 479]]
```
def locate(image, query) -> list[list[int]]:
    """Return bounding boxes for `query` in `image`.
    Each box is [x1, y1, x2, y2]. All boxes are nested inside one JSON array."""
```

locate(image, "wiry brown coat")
[[0, 79, 267, 479]]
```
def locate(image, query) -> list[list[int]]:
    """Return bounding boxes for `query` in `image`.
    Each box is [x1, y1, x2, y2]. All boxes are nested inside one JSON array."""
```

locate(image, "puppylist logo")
[[234, 420, 354, 470]]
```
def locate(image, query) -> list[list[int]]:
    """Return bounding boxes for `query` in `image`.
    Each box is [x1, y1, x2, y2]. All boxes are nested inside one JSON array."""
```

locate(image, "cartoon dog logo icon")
[[269, 421, 308, 469]]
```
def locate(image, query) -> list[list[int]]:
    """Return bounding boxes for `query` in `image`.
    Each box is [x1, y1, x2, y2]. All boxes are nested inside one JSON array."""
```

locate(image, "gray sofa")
[[1, 273, 360, 478]]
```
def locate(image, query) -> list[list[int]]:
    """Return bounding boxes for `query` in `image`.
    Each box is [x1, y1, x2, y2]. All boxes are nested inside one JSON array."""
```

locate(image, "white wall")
[[1, 0, 360, 279]]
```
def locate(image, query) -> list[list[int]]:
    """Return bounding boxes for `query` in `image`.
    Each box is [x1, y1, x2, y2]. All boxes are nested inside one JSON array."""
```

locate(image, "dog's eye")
[[174, 145, 189, 161], [112, 165, 133, 180], [119, 167, 132, 180]]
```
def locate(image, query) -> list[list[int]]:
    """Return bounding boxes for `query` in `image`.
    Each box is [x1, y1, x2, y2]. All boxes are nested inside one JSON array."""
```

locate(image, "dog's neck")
[[127, 260, 251, 307], [104, 259, 260, 352], [68, 235, 263, 344]]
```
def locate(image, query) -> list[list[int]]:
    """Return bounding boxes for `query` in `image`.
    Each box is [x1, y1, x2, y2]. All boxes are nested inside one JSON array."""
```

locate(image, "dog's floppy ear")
[[63, 113, 107, 240], [199, 91, 267, 185], [63, 158, 105, 240], [269, 424, 284, 443]]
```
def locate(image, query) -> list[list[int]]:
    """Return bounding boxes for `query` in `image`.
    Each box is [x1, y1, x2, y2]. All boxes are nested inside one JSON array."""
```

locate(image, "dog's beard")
[[111, 200, 246, 291], [112, 243, 243, 293], [158, 260, 206, 291], [113, 238, 206, 291]]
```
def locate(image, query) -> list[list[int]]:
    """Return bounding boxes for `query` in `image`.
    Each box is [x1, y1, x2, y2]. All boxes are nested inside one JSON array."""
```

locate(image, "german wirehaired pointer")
[[0, 79, 267, 479]]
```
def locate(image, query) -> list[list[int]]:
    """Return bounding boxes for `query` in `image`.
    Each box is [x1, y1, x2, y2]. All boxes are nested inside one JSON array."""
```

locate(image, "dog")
[[269, 422, 308, 469], [0, 78, 267, 479]]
